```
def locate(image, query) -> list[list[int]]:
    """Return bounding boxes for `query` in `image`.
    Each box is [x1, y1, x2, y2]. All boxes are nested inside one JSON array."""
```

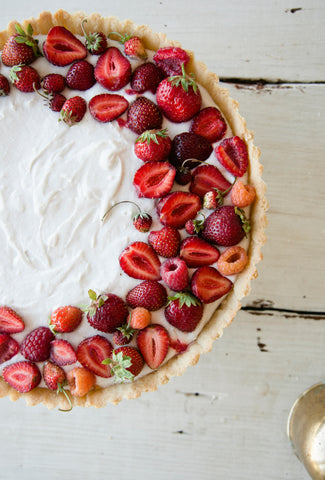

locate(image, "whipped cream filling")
[[0, 38, 248, 388]]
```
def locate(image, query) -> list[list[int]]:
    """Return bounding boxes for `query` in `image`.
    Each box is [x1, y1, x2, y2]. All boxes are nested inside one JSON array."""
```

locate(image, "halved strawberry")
[[153, 47, 189, 76], [77, 335, 113, 378], [89, 94, 129, 122], [94, 47, 132, 91], [189, 106, 227, 143], [191, 266, 233, 304], [157, 191, 202, 228], [190, 164, 231, 198], [50, 339, 77, 366], [133, 162, 176, 198], [215, 136, 248, 177], [0, 306, 25, 334], [43, 26, 87, 66], [0, 333, 19, 364], [137, 324, 169, 369], [180, 237, 220, 268], [119, 242, 161, 281], [2, 361, 41, 393]]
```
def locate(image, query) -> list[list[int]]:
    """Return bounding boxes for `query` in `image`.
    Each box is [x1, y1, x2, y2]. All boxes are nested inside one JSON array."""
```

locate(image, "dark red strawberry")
[[1, 24, 41, 66], [184, 214, 205, 235], [164, 292, 203, 332], [89, 94, 129, 122], [20, 326, 55, 362], [157, 191, 202, 228], [190, 107, 227, 143], [2, 361, 41, 393], [10, 65, 41, 92], [180, 236, 220, 268], [0, 75, 10, 96], [35, 89, 66, 112], [131, 62, 164, 94], [66, 60, 96, 91], [119, 242, 161, 281], [0, 306, 25, 334], [191, 266, 233, 303], [153, 47, 190, 76], [133, 162, 176, 198], [175, 169, 192, 186], [215, 136, 248, 177], [77, 335, 113, 378], [94, 47, 132, 91], [81, 18, 108, 55], [109, 32, 147, 60], [134, 128, 172, 162], [49, 306, 83, 333], [0, 334, 19, 364], [50, 339, 77, 366], [133, 213, 152, 233], [43, 361, 66, 391], [103, 346, 144, 382], [148, 226, 181, 258], [112, 325, 134, 346], [137, 324, 169, 369], [190, 164, 231, 198], [86, 291, 129, 333], [60, 96, 87, 125], [161, 257, 189, 292], [170, 132, 213, 169], [126, 281, 167, 311], [126, 97, 163, 134], [201, 206, 249, 246], [41, 73, 66, 93], [43, 26, 87, 66]]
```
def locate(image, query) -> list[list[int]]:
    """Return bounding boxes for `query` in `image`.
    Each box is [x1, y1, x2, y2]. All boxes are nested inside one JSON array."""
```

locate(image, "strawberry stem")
[[57, 383, 73, 412], [108, 32, 131, 43], [101, 201, 143, 222]]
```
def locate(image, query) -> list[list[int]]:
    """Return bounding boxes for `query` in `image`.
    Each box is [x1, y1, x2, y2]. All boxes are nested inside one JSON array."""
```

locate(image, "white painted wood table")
[[0, 1, 324, 479]]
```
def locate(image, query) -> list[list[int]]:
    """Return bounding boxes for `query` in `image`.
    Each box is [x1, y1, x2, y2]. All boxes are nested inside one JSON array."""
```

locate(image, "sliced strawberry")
[[137, 324, 169, 369], [153, 47, 189, 76], [157, 191, 202, 228], [43, 26, 87, 66], [180, 237, 220, 268], [133, 162, 176, 198], [191, 266, 233, 304], [2, 361, 41, 393], [94, 47, 132, 91], [77, 335, 113, 378], [189, 107, 227, 143], [0, 306, 25, 334], [89, 94, 129, 122], [215, 136, 248, 177], [119, 242, 161, 281], [0, 333, 19, 364], [50, 339, 77, 366], [190, 164, 231, 198]]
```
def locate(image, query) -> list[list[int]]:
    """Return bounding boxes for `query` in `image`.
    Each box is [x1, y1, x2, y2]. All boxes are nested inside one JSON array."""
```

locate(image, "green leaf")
[[15, 24, 26, 36], [168, 292, 200, 308], [15, 36, 27, 44], [27, 23, 33, 36], [88, 289, 97, 301]]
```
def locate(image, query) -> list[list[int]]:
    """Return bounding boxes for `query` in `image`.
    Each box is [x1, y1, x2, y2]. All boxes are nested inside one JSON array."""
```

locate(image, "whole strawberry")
[[35, 88, 66, 112], [43, 361, 72, 411], [60, 96, 87, 125], [156, 63, 202, 122], [2, 24, 41, 66], [134, 128, 172, 162], [66, 60, 96, 91], [164, 292, 203, 333], [81, 18, 108, 55], [126, 280, 167, 311], [0, 75, 10, 96], [101, 200, 152, 233], [131, 62, 164, 94], [109, 32, 147, 60], [127, 97, 163, 135], [201, 205, 250, 246], [10, 65, 41, 93], [170, 132, 212, 169], [112, 324, 134, 345], [86, 290, 129, 333], [41, 73, 66, 93], [148, 226, 181, 258], [49, 306, 83, 333], [20, 326, 55, 362], [102, 346, 144, 382]]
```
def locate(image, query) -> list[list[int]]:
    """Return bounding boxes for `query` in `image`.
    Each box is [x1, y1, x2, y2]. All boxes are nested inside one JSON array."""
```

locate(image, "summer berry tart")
[[0, 11, 267, 409]]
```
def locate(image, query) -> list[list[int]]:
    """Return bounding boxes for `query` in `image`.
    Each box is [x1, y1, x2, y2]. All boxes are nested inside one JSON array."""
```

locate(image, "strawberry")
[[191, 266, 233, 303], [137, 324, 169, 369], [126, 280, 167, 311], [148, 226, 181, 258], [94, 47, 132, 91], [0, 75, 10, 96], [81, 18, 107, 55], [190, 164, 231, 198], [103, 347, 144, 382], [175, 169, 192, 186], [109, 32, 147, 60], [131, 62, 164, 94], [0, 306, 25, 334], [161, 257, 189, 292], [170, 132, 213, 169], [50, 339, 77, 366], [129, 307, 151, 330], [215, 136, 248, 177], [126, 97, 163, 134], [201, 206, 249, 246], [35, 89, 66, 112], [60, 96, 87, 126], [119, 242, 161, 281], [113, 325, 134, 345], [66, 60, 96, 91], [49, 306, 83, 334], [101, 200, 151, 232], [156, 64, 202, 122], [85, 290, 129, 333], [67, 367, 95, 397], [184, 214, 205, 235], [1, 24, 41, 67], [190, 107, 227, 143], [77, 335, 113, 378], [43, 361, 66, 391], [20, 326, 55, 362], [89, 93, 129, 122], [43, 26, 87, 66], [157, 191, 202, 229], [41, 73, 66, 93], [2, 361, 41, 393], [164, 292, 203, 332], [134, 128, 172, 162], [153, 47, 190, 76], [133, 161, 176, 198], [180, 236, 220, 268], [169, 338, 189, 354], [10, 65, 41, 93], [0, 333, 19, 364]]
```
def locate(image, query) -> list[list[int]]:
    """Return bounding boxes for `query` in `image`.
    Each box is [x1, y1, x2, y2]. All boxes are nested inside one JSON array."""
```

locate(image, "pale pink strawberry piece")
[[0, 333, 19, 364], [157, 191, 202, 229], [119, 242, 161, 281], [137, 324, 169, 369], [0, 306, 25, 334], [133, 162, 176, 198], [50, 339, 77, 366], [215, 136, 248, 177], [94, 47, 132, 91], [180, 236, 220, 268], [191, 266, 233, 304], [89, 94, 129, 122], [190, 164, 231, 198], [77, 335, 113, 378]]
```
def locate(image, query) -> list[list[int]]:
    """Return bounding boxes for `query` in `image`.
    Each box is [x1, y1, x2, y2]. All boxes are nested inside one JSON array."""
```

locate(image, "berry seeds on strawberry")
[[201, 205, 249, 247], [126, 281, 167, 311], [1, 24, 42, 67], [81, 18, 108, 55], [0, 75, 10, 96], [49, 306, 83, 334], [34, 87, 66, 112], [10, 65, 41, 93], [94, 47, 132, 91], [66, 60, 96, 91], [108, 32, 147, 60], [102, 347, 144, 382], [164, 292, 203, 333], [20, 326, 55, 362], [148, 226, 181, 258], [43, 26, 87, 66], [126, 97, 163, 135], [101, 200, 152, 233], [59, 96, 87, 126], [41, 73, 66, 93], [89, 94, 129, 123], [153, 46, 190, 77], [43, 361, 72, 412], [134, 128, 172, 162], [131, 62, 164, 94], [85, 290, 129, 333]]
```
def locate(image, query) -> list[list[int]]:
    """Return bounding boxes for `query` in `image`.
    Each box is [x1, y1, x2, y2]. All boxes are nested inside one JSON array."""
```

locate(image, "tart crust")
[[0, 10, 267, 409]]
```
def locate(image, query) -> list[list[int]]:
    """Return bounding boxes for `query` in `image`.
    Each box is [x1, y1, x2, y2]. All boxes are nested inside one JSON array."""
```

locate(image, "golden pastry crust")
[[0, 10, 267, 408]]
